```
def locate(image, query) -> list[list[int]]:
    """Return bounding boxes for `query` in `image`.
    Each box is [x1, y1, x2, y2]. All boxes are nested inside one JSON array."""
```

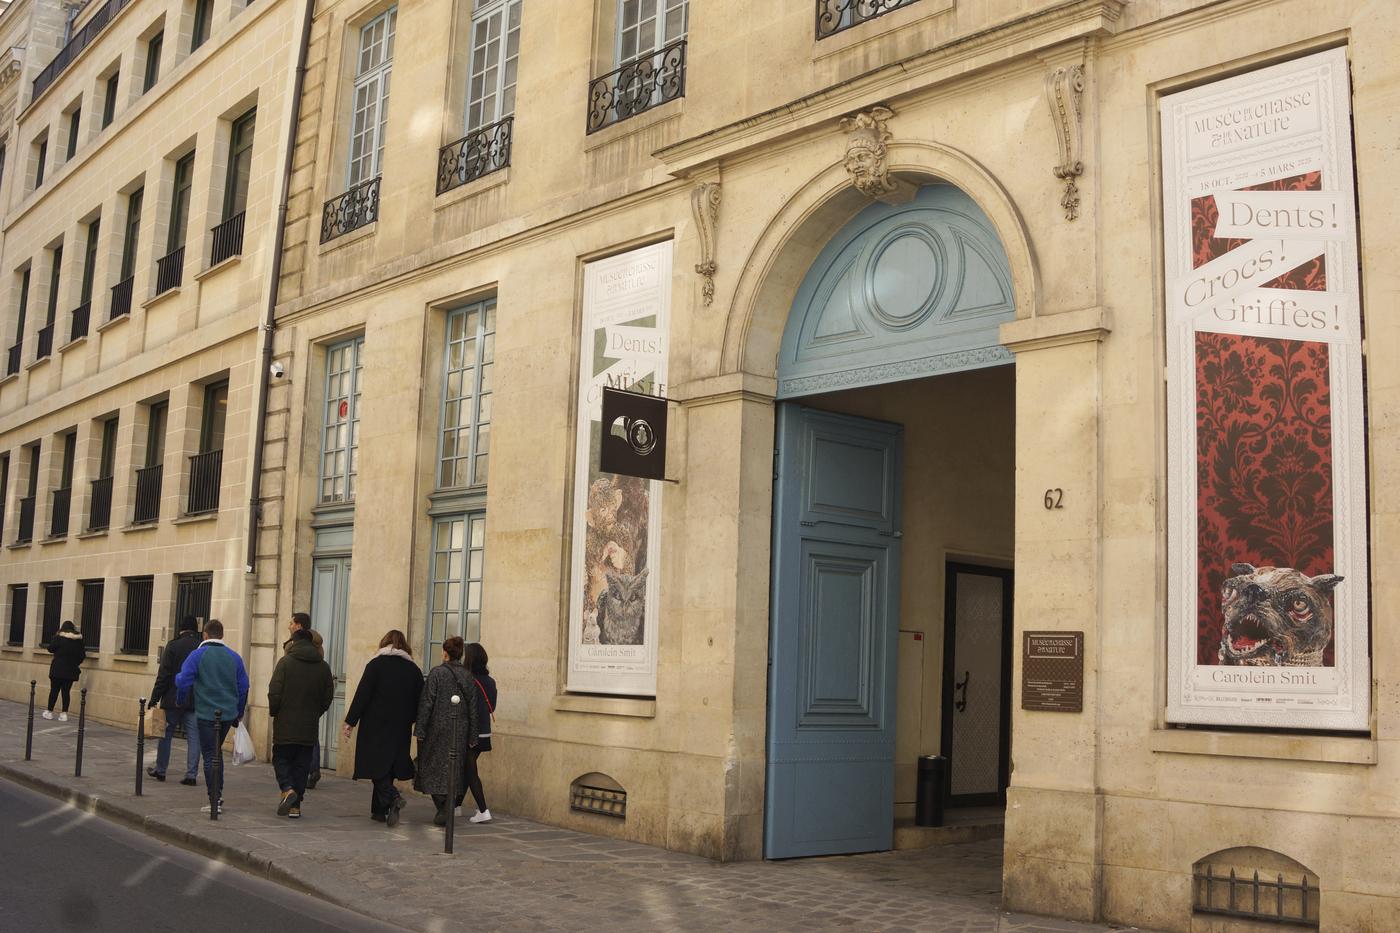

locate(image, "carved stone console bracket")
[[839, 105, 915, 205], [691, 182, 721, 307], [1046, 62, 1086, 221]]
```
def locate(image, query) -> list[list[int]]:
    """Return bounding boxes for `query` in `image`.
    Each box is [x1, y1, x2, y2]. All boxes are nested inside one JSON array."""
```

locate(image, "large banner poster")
[[567, 242, 671, 696], [1163, 49, 1370, 730]]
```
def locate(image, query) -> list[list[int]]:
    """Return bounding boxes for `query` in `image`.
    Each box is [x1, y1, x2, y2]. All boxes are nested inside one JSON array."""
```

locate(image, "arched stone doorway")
[[760, 181, 1020, 859]]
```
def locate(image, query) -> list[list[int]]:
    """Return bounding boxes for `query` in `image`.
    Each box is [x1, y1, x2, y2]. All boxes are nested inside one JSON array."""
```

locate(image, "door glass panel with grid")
[[438, 301, 495, 489], [427, 513, 486, 660]]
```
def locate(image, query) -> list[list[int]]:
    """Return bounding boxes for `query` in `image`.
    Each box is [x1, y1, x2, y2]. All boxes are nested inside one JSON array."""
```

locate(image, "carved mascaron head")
[[839, 106, 896, 198]]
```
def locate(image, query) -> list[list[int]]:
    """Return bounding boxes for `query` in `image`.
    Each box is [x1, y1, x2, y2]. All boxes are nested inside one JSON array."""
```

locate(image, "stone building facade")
[[0, 0, 302, 728]]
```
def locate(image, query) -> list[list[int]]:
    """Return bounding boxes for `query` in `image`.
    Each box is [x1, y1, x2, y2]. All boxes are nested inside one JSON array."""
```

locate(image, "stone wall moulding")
[[839, 105, 915, 205], [1045, 62, 1085, 221], [691, 182, 721, 307]]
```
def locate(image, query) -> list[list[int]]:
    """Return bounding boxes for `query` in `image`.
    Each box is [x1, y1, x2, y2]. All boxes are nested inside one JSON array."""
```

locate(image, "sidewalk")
[[0, 699, 1154, 933]]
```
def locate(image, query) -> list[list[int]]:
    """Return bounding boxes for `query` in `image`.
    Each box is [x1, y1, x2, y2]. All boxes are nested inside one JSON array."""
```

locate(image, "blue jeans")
[[196, 719, 233, 803], [155, 709, 199, 780]]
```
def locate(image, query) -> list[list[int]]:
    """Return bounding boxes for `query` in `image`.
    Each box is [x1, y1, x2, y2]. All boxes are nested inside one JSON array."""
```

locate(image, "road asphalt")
[[0, 777, 403, 933]]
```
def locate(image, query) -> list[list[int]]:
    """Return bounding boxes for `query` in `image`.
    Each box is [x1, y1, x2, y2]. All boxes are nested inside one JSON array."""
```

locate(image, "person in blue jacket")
[[175, 619, 249, 814]]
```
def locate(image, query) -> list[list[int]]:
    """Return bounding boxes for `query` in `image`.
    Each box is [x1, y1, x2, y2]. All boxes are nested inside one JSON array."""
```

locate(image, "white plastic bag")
[[232, 722, 256, 765]]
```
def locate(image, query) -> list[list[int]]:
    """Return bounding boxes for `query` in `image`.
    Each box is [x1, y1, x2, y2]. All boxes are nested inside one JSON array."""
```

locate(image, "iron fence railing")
[[187, 449, 222, 514], [437, 116, 513, 195], [5, 342, 20, 377], [816, 0, 921, 39], [49, 487, 71, 538], [79, 581, 104, 651], [88, 476, 112, 531], [110, 276, 134, 320], [586, 40, 686, 134], [210, 211, 246, 266], [133, 464, 162, 524], [16, 495, 35, 543], [321, 176, 380, 243], [70, 301, 92, 342], [154, 246, 185, 295], [121, 577, 153, 655], [31, 0, 136, 102], [36, 323, 54, 360], [1194, 864, 1319, 927]]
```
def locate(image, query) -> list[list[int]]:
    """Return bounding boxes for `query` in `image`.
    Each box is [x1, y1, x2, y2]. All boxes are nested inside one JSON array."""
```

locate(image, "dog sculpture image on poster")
[[1218, 562, 1343, 667]]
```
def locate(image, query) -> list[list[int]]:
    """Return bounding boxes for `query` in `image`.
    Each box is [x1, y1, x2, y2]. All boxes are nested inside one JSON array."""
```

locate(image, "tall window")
[[223, 109, 256, 220], [79, 580, 104, 652], [347, 8, 396, 186], [65, 107, 81, 160], [438, 300, 495, 489], [120, 188, 143, 282], [34, 135, 47, 188], [143, 32, 164, 93], [191, 0, 213, 52], [618, 0, 687, 65], [0, 453, 7, 541], [427, 513, 486, 659], [44, 245, 62, 328], [466, 0, 520, 132], [98, 418, 119, 478], [167, 152, 195, 254], [121, 576, 154, 655], [40, 581, 62, 646], [319, 337, 363, 503], [80, 219, 99, 306], [0, 142, 7, 190], [5, 584, 25, 646], [200, 381, 228, 454], [15, 267, 30, 341], [58, 431, 76, 491], [101, 72, 120, 128], [145, 400, 167, 467]]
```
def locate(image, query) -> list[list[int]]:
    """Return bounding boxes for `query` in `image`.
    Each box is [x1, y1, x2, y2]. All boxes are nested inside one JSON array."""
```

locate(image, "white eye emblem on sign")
[[610, 416, 656, 456]]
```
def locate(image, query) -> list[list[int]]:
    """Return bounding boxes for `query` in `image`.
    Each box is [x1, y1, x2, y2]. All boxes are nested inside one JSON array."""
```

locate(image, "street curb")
[[0, 759, 403, 929]]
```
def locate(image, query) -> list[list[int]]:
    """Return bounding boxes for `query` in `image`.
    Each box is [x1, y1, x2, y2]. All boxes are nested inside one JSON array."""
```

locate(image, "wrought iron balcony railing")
[[5, 342, 20, 377], [49, 487, 71, 538], [110, 276, 134, 320], [437, 116, 513, 195], [133, 464, 162, 524], [154, 247, 185, 295], [70, 301, 91, 342], [16, 495, 35, 543], [586, 40, 686, 134], [210, 211, 246, 266], [321, 176, 381, 243], [32, 0, 135, 102], [187, 449, 223, 515], [36, 323, 54, 360], [88, 476, 112, 531], [816, 0, 922, 39]]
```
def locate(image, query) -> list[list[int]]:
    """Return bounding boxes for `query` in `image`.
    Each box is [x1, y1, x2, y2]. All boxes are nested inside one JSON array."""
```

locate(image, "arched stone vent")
[[1192, 847, 1319, 928], [570, 772, 626, 819]]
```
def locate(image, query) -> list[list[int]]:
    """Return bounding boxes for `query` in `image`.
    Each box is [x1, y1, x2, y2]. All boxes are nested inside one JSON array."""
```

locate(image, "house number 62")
[[1043, 489, 1064, 510]]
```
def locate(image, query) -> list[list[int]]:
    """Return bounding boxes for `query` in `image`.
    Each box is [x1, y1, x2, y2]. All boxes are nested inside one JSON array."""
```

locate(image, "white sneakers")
[[41, 710, 54, 720], [469, 809, 492, 824], [58, 712, 68, 722]]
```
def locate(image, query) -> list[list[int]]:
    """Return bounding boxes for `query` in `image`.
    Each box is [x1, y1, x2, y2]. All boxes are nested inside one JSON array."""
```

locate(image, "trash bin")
[[915, 755, 946, 827]]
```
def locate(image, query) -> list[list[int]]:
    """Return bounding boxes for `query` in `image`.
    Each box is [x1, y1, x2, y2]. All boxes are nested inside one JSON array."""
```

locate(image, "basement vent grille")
[[1193, 856, 1320, 928], [570, 783, 626, 818]]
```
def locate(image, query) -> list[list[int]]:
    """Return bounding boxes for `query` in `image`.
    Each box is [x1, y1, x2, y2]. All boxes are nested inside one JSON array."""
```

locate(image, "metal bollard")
[[445, 694, 460, 854], [25, 680, 35, 761], [136, 697, 147, 796], [74, 689, 88, 777], [210, 709, 222, 821]]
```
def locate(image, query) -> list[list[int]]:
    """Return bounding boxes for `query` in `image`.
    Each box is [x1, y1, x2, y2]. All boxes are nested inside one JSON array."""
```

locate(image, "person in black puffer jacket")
[[146, 617, 203, 784], [45, 621, 86, 721]]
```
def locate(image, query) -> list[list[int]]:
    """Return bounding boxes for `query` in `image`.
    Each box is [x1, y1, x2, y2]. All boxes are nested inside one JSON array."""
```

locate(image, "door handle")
[[955, 671, 970, 712]]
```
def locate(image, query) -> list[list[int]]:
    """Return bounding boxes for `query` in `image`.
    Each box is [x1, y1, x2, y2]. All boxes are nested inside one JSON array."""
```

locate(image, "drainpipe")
[[246, 0, 316, 574]]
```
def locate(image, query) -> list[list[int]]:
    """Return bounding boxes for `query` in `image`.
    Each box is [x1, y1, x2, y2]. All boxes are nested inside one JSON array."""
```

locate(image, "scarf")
[[376, 647, 414, 661]]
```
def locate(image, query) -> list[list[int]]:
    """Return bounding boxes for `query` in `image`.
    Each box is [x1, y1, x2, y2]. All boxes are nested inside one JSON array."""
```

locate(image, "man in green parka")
[[267, 627, 334, 819]]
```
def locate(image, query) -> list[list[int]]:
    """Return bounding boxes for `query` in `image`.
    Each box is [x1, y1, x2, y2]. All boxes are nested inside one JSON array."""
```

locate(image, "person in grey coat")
[[413, 636, 480, 826]]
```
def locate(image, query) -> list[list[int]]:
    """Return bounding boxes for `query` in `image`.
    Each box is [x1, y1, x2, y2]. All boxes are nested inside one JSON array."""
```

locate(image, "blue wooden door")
[[765, 404, 903, 858]]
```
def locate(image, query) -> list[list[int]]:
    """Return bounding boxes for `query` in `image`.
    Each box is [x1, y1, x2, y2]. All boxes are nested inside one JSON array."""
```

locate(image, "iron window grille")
[[210, 213, 245, 266], [49, 487, 71, 537], [36, 323, 54, 360], [173, 572, 212, 633], [426, 512, 486, 661], [133, 464, 162, 524], [40, 582, 62, 646], [570, 783, 626, 818], [586, 39, 686, 134], [109, 277, 134, 319], [7, 585, 27, 646], [319, 336, 364, 503], [154, 247, 185, 294], [16, 496, 35, 543], [88, 475, 112, 530], [31, 0, 136, 102], [121, 576, 154, 655], [816, 0, 922, 40], [5, 342, 20, 376], [69, 302, 91, 342], [187, 449, 222, 515], [1194, 865, 1319, 928], [437, 116, 512, 195], [79, 580, 104, 652], [321, 176, 380, 243]]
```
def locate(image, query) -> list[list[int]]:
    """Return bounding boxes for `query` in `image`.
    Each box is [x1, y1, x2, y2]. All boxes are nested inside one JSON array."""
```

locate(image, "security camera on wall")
[[269, 360, 286, 379]]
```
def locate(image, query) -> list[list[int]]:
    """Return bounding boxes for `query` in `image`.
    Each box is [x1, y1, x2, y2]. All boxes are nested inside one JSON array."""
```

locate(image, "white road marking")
[[123, 856, 167, 887], [184, 858, 225, 896], [51, 809, 94, 835], [19, 802, 71, 828]]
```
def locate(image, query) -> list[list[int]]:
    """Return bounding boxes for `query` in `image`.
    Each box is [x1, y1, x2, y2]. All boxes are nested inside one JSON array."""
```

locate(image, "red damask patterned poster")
[[1163, 49, 1369, 730]]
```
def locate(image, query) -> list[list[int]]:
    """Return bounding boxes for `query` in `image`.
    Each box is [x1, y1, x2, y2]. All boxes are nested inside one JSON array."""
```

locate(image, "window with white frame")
[[438, 300, 494, 489], [347, 8, 397, 187], [426, 512, 485, 660], [320, 336, 364, 502], [618, 0, 687, 65], [466, 0, 521, 132]]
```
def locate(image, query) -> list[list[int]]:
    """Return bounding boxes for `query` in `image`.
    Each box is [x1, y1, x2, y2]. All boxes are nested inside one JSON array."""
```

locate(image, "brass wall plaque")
[[1022, 631, 1084, 712]]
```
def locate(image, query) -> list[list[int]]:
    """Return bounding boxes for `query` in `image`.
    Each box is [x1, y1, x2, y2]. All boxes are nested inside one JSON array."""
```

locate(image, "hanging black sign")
[[600, 387, 667, 481]]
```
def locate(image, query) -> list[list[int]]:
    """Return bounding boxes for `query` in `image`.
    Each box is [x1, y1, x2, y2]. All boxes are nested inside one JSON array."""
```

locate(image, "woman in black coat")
[[45, 621, 86, 721], [462, 642, 498, 823], [343, 630, 424, 826], [414, 636, 480, 826]]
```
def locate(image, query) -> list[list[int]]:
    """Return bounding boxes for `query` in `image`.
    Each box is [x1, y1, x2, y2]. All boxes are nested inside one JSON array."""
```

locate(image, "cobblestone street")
[[0, 700, 1158, 932]]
